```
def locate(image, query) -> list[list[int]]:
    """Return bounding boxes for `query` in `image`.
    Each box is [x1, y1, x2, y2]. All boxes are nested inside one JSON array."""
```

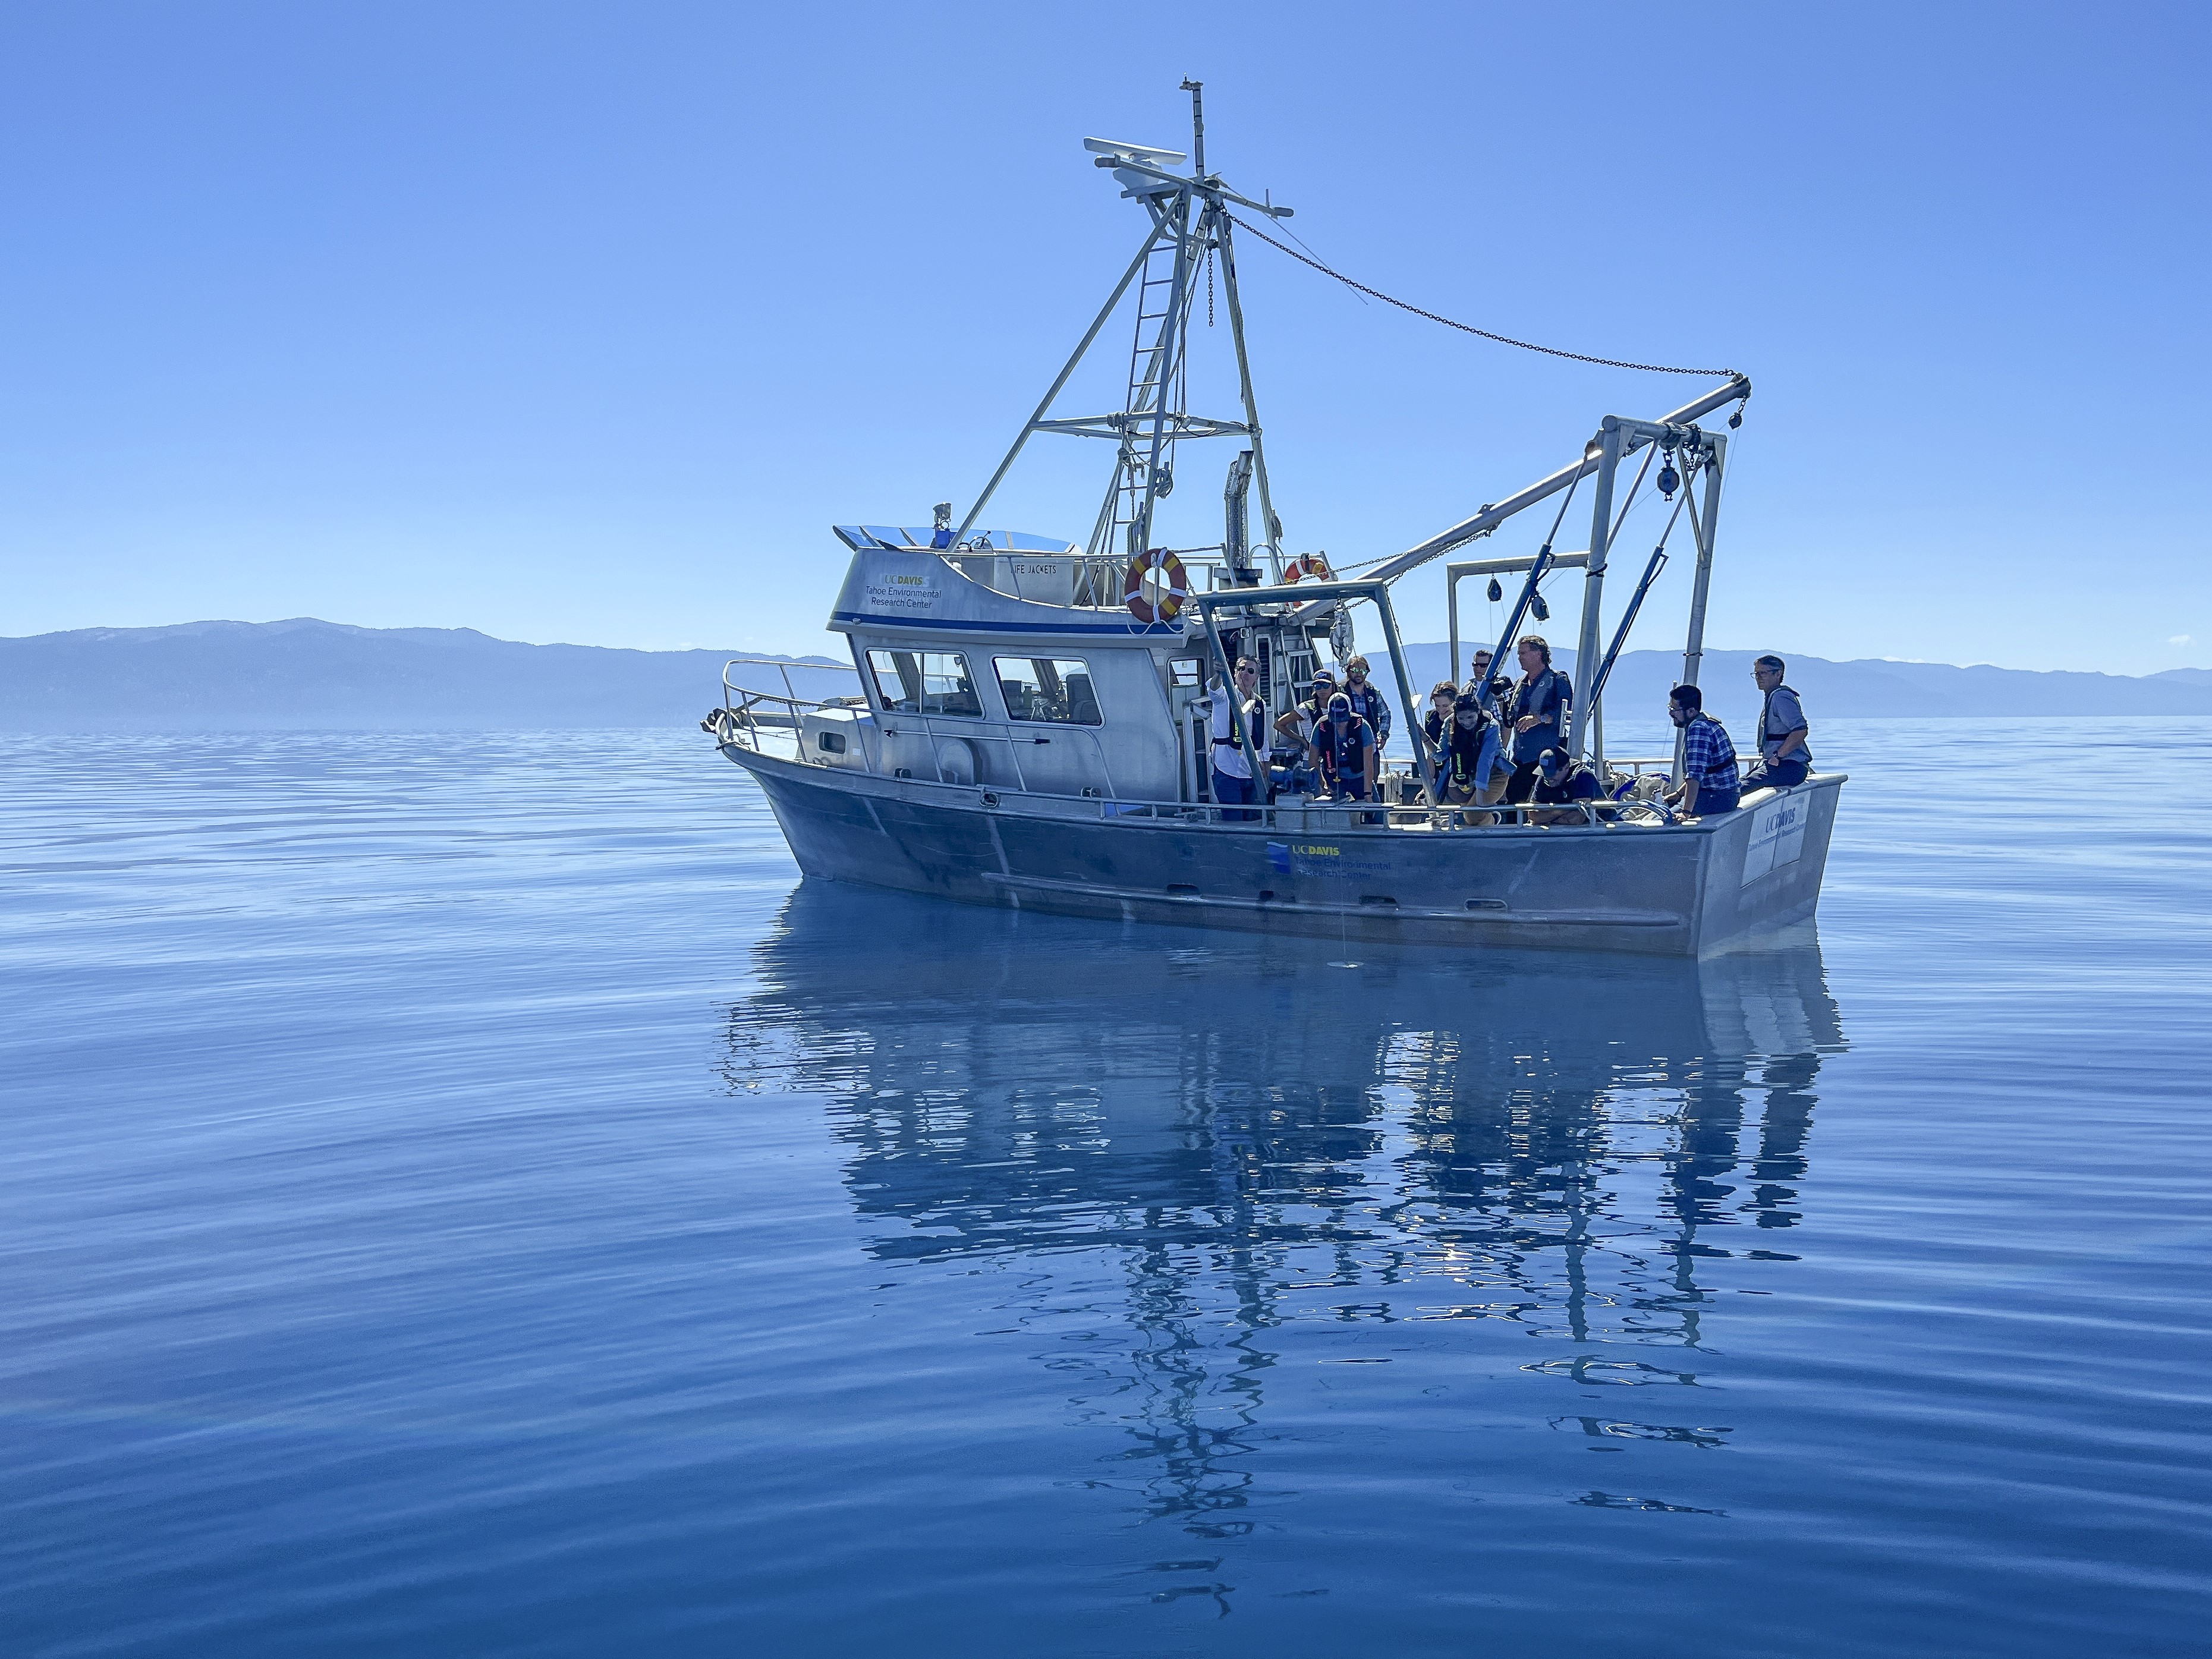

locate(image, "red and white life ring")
[[1123, 547, 1190, 625], [1283, 553, 1333, 583]]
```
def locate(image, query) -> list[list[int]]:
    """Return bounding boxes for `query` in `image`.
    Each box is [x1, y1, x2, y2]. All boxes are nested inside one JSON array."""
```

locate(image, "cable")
[[1226, 212, 1741, 379]]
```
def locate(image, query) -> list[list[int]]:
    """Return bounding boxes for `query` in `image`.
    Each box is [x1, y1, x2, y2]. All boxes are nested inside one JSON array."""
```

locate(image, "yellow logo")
[[1292, 843, 1341, 856]]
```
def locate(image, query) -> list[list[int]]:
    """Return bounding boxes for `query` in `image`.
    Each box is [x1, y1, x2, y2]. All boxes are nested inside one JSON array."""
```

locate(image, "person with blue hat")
[[1529, 745, 1604, 826], [1312, 690, 1378, 802]]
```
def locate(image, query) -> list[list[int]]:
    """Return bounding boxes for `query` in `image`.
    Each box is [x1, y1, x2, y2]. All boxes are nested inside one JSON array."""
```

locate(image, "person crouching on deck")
[[1425, 686, 1503, 825], [1664, 684, 1742, 819], [1312, 692, 1379, 803], [1208, 656, 1267, 821], [1529, 746, 1604, 826]]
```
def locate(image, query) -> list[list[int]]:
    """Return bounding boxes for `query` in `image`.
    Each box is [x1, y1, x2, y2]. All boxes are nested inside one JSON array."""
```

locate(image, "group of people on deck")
[[1209, 640, 1812, 823]]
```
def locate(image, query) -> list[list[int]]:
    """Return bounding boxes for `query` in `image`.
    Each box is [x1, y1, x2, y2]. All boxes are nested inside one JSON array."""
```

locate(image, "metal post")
[[1568, 420, 1623, 760], [1447, 569, 1461, 684], [1676, 436, 1726, 778], [1182, 78, 1206, 178], [1358, 376, 1749, 589], [1374, 587, 1437, 805], [954, 219, 1168, 544], [1210, 213, 1285, 581]]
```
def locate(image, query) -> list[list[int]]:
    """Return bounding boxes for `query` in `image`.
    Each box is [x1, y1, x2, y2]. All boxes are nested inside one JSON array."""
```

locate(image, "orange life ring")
[[1283, 553, 1333, 583], [1123, 547, 1190, 625]]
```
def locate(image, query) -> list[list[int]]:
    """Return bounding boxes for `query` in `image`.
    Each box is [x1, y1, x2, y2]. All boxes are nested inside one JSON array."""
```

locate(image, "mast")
[[954, 89, 1295, 585]]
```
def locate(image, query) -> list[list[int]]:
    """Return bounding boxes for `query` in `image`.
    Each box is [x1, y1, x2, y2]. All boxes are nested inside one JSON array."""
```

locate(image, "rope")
[[1226, 212, 1741, 379]]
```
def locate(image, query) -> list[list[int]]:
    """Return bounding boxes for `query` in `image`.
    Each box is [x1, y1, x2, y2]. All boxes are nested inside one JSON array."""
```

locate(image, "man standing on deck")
[[1744, 654, 1812, 789], [1207, 656, 1267, 820], [1503, 635, 1571, 810], [1664, 685, 1742, 818], [1341, 655, 1393, 751]]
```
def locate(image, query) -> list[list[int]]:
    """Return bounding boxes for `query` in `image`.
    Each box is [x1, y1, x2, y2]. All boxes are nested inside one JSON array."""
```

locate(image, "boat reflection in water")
[[725, 884, 1844, 1536]]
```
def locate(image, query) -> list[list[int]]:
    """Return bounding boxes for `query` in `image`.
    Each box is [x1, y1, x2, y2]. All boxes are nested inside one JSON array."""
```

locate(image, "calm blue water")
[[6, 720, 2209, 1655]]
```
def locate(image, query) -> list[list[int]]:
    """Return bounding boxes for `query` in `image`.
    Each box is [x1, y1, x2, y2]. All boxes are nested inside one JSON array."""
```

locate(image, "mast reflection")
[[723, 886, 1845, 1532]]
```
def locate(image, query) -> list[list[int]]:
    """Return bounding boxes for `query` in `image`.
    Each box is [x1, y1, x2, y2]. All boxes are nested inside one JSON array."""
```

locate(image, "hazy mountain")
[[4, 618, 2209, 733], [1386, 643, 2212, 732], [0, 618, 855, 734]]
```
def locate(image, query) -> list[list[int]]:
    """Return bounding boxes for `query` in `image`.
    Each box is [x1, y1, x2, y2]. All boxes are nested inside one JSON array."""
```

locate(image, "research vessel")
[[705, 87, 1842, 956]]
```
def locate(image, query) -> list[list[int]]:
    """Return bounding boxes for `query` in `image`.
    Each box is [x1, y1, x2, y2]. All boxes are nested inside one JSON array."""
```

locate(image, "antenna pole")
[[1181, 78, 1206, 179], [1212, 212, 1284, 578]]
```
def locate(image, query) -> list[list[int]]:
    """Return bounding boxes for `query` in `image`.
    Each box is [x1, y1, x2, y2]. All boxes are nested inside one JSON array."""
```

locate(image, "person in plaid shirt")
[[1664, 684, 1742, 817]]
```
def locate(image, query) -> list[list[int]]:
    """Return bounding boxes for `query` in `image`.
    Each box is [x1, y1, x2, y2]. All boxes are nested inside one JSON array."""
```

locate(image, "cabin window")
[[1168, 657, 1204, 690], [992, 656, 1103, 726], [865, 649, 982, 717]]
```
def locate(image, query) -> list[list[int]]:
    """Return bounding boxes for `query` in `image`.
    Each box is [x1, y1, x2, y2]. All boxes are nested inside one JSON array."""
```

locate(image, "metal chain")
[[1226, 212, 1740, 379]]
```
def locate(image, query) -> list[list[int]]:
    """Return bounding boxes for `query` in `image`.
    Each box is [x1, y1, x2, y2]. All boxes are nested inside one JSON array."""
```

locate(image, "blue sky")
[[4, 2, 2206, 670]]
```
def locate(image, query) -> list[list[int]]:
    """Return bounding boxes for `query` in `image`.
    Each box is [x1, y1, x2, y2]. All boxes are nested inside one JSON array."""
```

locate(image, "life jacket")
[[1317, 715, 1373, 783], [1439, 716, 1489, 786], [1347, 682, 1391, 743], [1760, 684, 1808, 756]]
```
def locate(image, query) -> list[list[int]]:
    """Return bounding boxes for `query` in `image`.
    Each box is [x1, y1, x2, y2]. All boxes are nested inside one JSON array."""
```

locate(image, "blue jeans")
[[1692, 785, 1741, 816], [1212, 768, 1259, 821]]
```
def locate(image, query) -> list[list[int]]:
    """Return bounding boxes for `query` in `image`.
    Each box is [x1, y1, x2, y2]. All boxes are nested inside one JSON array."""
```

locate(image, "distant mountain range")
[[3, 616, 2209, 734]]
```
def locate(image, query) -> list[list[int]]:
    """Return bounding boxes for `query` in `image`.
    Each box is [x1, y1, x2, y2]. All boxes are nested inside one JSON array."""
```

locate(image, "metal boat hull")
[[723, 745, 1841, 958]]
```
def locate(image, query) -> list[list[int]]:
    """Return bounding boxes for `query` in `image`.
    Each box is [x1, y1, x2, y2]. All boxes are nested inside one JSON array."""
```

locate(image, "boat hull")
[[723, 746, 1841, 958]]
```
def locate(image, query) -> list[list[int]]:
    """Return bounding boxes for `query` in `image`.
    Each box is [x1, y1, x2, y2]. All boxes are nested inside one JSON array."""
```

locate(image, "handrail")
[[722, 654, 859, 708], [708, 706, 1715, 830]]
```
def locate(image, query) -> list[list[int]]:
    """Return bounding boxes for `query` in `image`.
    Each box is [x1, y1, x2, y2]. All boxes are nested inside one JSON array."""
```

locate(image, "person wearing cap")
[[1744, 654, 1812, 790], [1528, 746, 1604, 826], [1424, 685, 1504, 825], [1311, 691, 1378, 802], [1664, 684, 1742, 817], [1504, 635, 1572, 810], [1206, 656, 1267, 821], [1270, 666, 1334, 796]]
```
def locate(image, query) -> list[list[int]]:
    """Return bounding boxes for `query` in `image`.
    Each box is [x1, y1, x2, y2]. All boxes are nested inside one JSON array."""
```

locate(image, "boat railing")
[[710, 657, 864, 750], [939, 546, 1252, 610]]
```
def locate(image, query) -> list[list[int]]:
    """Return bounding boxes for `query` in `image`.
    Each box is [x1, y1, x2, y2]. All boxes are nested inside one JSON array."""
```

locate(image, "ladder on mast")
[[1091, 211, 1196, 565]]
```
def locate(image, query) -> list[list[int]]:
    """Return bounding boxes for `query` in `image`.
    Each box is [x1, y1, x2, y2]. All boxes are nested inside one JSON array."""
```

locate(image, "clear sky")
[[4, 2, 2207, 670]]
